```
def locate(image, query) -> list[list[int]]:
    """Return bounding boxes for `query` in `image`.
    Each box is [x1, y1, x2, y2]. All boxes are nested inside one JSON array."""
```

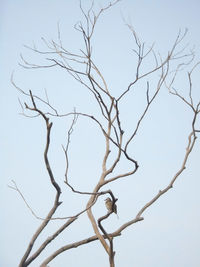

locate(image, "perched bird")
[[104, 197, 118, 218]]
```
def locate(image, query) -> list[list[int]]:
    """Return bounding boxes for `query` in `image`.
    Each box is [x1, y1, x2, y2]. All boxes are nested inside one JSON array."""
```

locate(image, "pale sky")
[[1, 1, 200, 266]]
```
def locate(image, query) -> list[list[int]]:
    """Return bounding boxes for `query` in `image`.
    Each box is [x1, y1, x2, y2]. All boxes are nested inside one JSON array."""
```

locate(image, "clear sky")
[[1, 0, 200, 266]]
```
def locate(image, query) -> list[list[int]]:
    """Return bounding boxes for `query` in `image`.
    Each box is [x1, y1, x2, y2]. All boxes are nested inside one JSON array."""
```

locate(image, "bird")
[[104, 197, 118, 218]]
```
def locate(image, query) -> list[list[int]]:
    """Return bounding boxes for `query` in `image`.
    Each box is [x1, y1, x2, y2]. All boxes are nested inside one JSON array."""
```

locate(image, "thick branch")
[[19, 91, 62, 266]]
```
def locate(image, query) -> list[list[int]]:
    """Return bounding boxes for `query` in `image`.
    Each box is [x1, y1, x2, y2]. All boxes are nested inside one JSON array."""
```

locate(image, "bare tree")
[[10, 1, 200, 267]]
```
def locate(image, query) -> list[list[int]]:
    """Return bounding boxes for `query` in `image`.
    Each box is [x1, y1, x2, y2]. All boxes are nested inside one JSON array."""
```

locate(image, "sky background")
[[1, 0, 200, 266]]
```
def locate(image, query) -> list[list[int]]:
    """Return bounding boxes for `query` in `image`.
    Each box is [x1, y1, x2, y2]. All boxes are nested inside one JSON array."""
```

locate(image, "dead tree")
[[10, 1, 200, 266]]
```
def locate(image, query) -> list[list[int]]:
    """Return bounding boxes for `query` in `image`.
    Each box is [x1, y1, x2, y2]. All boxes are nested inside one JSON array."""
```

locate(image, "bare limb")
[[137, 131, 197, 219], [11, 74, 59, 116], [8, 180, 42, 220], [18, 91, 62, 267]]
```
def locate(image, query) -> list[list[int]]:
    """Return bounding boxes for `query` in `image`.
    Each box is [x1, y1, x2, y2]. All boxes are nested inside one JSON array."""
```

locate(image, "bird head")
[[104, 197, 111, 202]]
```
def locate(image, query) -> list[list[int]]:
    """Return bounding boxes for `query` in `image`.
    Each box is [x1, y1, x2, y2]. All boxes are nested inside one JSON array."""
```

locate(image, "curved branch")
[[19, 91, 62, 267]]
